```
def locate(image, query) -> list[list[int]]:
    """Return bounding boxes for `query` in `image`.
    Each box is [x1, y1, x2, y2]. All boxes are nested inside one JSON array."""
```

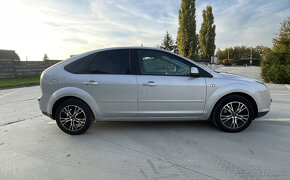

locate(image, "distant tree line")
[[216, 46, 271, 61]]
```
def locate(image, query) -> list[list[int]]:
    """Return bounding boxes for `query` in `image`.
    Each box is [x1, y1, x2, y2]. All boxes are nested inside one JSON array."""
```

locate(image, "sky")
[[0, 0, 289, 61]]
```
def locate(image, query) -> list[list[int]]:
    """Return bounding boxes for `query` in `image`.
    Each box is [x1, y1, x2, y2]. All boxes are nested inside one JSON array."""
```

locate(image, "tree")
[[173, 39, 178, 54], [199, 6, 216, 60], [262, 17, 290, 83], [43, 53, 49, 61], [196, 34, 200, 57], [160, 31, 175, 51], [177, 0, 198, 60]]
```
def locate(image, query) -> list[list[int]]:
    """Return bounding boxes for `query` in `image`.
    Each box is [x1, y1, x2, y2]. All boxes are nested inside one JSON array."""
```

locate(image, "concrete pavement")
[[0, 67, 290, 180]]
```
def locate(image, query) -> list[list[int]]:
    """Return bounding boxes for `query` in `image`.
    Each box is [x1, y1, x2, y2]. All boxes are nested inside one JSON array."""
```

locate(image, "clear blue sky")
[[0, 0, 289, 60]]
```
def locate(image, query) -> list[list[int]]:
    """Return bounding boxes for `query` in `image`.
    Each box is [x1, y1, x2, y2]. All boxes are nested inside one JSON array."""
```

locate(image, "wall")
[[0, 59, 211, 79], [0, 60, 61, 78]]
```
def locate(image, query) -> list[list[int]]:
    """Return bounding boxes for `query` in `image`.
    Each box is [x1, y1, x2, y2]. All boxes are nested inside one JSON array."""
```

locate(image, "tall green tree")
[[262, 17, 290, 83], [177, 0, 198, 60], [272, 17, 290, 55], [199, 6, 216, 59], [160, 31, 175, 51]]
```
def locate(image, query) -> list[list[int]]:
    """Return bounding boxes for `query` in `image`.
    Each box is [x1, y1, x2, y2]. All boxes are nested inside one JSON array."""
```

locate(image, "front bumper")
[[257, 111, 269, 118]]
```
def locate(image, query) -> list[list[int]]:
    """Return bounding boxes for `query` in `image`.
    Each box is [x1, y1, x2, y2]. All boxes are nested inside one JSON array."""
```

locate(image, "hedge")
[[235, 58, 261, 66]]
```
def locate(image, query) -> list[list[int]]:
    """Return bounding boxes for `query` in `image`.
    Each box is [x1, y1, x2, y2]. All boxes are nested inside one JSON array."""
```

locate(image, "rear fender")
[[47, 87, 101, 120]]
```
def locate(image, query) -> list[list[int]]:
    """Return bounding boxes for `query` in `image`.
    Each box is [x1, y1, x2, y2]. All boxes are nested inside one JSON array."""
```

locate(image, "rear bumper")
[[39, 97, 53, 119], [42, 111, 53, 118]]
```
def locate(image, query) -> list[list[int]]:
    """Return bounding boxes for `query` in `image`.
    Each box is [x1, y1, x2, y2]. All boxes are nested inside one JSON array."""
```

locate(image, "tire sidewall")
[[213, 95, 254, 132], [55, 99, 94, 135]]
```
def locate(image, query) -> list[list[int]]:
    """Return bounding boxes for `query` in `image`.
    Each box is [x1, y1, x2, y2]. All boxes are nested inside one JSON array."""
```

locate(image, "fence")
[[0, 59, 213, 79], [0, 60, 61, 78]]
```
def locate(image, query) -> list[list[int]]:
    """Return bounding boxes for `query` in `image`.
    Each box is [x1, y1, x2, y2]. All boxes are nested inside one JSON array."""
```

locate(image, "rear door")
[[73, 49, 137, 118]]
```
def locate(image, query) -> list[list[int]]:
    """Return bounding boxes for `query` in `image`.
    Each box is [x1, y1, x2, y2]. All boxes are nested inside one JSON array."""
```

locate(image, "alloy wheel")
[[220, 101, 249, 129], [59, 105, 87, 131]]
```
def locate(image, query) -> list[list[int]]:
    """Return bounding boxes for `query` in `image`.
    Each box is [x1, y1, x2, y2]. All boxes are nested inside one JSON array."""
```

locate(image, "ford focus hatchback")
[[39, 47, 271, 135]]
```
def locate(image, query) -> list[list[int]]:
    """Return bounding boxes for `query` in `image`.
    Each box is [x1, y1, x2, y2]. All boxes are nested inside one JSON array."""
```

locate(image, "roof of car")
[[64, 47, 213, 75], [87, 46, 171, 53]]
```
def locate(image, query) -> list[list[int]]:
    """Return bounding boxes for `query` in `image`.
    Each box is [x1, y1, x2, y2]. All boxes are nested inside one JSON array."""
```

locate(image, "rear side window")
[[64, 50, 131, 74], [64, 54, 95, 74], [90, 50, 130, 74]]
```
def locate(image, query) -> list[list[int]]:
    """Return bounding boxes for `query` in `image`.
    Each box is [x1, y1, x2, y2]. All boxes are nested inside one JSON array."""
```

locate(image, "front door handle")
[[83, 80, 99, 85], [142, 81, 158, 87]]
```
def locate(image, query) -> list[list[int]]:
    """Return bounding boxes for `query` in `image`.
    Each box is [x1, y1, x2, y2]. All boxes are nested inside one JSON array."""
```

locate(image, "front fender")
[[47, 87, 101, 120], [201, 83, 259, 120]]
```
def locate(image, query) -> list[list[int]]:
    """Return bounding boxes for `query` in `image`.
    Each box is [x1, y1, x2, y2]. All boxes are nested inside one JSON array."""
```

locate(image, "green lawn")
[[0, 76, 40, 88]]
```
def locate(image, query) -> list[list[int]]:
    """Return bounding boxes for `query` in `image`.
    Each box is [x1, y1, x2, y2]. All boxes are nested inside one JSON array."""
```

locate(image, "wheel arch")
[[47, 87, 101, 120], [211, 92, 258, 119], [52, 96, 93, 120]]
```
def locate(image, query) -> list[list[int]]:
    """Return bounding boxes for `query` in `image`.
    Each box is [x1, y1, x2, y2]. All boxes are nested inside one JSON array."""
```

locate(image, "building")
[[0, 49, 20, 60]]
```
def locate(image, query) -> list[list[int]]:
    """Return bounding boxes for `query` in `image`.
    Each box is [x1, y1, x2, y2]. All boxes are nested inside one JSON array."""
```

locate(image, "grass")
[[0, 76, 40, 88]]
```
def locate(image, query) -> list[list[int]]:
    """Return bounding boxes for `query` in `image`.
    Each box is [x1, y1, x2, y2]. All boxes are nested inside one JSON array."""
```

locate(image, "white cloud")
[[211, 0, 290, 49], [0, 0, 289, 60]]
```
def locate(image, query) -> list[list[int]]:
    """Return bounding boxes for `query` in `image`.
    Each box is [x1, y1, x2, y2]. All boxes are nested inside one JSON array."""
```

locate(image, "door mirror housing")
[[190, 67, 199, 77]]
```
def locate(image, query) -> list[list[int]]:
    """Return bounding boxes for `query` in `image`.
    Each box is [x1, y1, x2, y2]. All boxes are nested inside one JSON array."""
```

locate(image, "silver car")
[[39, 47, 271, 135]]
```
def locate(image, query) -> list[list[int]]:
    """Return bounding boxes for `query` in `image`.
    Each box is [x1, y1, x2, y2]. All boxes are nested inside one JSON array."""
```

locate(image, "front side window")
[[137, 50, 190, 76], [90, 50, 130, 74]]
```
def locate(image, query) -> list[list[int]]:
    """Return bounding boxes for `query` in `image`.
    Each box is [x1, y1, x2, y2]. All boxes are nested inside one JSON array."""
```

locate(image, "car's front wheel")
[[212, 95, 254, 132], [55, 99, 94, 135]]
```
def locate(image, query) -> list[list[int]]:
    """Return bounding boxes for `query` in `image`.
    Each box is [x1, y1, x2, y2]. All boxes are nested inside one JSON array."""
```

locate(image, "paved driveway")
[[213, 66, 263, 81], [0, 67, 290, 180]]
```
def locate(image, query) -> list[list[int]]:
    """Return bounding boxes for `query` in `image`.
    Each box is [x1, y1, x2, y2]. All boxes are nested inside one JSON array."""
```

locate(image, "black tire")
[[55, 98, 94, 135], [212, 95, 254, 132]]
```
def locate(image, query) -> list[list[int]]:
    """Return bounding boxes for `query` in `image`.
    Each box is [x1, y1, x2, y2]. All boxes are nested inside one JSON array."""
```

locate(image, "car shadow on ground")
[[87, 120, 218, 134]]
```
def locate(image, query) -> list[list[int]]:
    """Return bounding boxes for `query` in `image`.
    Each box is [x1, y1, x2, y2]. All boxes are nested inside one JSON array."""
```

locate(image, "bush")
[[217, 59, 223, 65], [222, 59, 234, 66], [262, 51, 290, 83]]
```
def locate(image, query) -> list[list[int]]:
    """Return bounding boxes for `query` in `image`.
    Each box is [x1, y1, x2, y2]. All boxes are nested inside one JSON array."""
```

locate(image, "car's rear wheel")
[[55, 99, 94, 135], [212, 95, 254, 132]]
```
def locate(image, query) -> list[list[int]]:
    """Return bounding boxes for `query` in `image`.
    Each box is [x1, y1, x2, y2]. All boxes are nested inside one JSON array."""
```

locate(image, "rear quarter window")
[[64, 54, 95, 74]]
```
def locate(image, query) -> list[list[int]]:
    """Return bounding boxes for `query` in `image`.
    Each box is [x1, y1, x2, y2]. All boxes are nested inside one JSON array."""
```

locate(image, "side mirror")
[[190, 67, 199, 77]]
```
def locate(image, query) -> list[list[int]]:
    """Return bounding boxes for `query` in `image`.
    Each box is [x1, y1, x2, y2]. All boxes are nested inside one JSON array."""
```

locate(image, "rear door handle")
[[142, 81, 158, 87], [83, 80, 99, 85]]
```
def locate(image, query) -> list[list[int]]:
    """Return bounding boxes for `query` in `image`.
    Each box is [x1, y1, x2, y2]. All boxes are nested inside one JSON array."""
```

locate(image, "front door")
[[135, 49, 206, 118]]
